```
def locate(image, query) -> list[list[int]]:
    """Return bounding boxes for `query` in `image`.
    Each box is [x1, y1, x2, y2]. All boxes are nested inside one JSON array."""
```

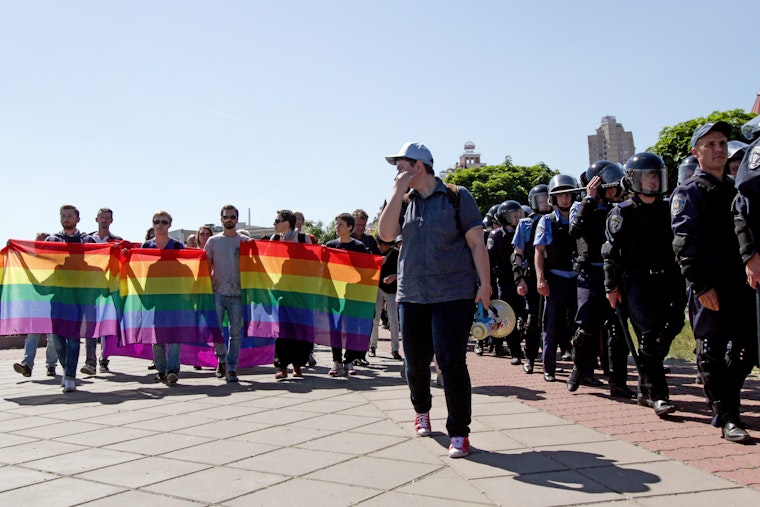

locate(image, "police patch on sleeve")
[[671, 193, 686, 216], [535, 219, 545, 238], [750, 146, 760, 170], [607, 213, 623, 234]]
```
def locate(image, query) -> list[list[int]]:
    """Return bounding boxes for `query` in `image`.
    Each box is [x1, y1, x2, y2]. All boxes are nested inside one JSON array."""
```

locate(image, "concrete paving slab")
[[76, 489, 203, 507], [224, 477, 379, 507], [0, 439, 87, 465], [304, 455, 442, 490], [229, 424, 338, 446], [104, 432, 215, 456], [24, 447, 142, 475], [142, 465, 289, 504], [472, 470, 623, 506], [0, 476, 126, 507], [76, 455, 210, 488], [0, 464, 58, 493], [229, 446, 352, 476], [396, 467, 497, 504], [161, 438, 279, 465]]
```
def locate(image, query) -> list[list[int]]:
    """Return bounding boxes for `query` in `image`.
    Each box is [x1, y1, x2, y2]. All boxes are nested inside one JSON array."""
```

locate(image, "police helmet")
[[741, 115, 760, 142], [485, 205, 499, 225], [584, 160, 614, 185], [495, 200, 525, 227], [521, 204, 532, 216], [624, 152, 668, 196], [676, 155, 699, 186], [728, 140, 749, 162], [528, 184, 550, 213], [597, 162, 625, 201], [547, 174, 579, 206]]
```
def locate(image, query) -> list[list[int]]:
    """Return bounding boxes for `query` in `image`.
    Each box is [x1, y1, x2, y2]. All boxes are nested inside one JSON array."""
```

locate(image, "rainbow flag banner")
[[241, 240, 382, 353], [0, 240, 120, 338], [118, 248, 223, 345]]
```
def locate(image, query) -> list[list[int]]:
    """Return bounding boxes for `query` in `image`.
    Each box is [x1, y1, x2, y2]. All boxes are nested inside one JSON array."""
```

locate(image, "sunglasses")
[[222, 215, 237, 220], [153, 219, 170, 225], [273, 219, 285, 224]]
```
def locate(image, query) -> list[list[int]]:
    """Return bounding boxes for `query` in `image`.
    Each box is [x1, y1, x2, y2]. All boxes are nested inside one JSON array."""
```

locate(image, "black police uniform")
[[487, 226, 525, 357], [570, 196, 630, 393], [603, 195, 685, 409], [734, 136, 760, 260], [671, 168, 756, 431], [512, 215, 542, 371]]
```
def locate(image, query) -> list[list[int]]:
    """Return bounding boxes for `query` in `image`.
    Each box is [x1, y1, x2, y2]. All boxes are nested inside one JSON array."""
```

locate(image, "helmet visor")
[[629, 168, 667, 196], [530, 192, 549, 212]]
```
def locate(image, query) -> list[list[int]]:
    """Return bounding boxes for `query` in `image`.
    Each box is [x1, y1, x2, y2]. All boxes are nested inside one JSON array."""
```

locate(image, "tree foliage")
[[302, 220, 336, 244], [647, 109, 756, 190], [443, 156, 557, 215]]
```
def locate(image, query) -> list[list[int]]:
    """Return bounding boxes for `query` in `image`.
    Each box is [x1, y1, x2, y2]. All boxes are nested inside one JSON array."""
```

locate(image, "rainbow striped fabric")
[[119, 248, 223, 345], [241, 241, 382, 353], [0, 240, 381, 367], [0, 240, 120, 338]]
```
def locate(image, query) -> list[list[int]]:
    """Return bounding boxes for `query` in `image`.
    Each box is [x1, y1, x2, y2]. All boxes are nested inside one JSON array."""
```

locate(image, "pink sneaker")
[[414, 412, 431, 436], [448, 436, 470, 458]]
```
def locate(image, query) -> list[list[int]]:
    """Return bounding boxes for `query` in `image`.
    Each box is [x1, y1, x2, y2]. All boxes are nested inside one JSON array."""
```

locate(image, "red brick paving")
[[465, 348, 760, 491]]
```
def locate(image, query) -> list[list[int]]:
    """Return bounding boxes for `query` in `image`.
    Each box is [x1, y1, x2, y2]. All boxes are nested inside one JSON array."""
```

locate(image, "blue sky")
[[1, 0, 758, 242]]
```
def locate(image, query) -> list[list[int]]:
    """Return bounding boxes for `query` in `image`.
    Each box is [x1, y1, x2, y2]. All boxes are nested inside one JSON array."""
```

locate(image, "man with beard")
[[205, 204, 250, 383]]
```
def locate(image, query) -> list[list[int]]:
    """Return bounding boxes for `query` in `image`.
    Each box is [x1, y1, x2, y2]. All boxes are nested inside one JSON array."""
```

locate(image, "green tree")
[[444, 156, 557, 215], [303, 220, 336, 244], [647, 109, 755, 190]]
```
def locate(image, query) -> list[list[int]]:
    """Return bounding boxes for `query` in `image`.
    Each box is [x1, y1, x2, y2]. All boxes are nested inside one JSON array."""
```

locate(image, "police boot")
[[493, 339, 508, 357], [474, 341, 484, 356], [609, 384, 636, 399], [523, 349, 534, 374], [567, 367, 581, 392], [653, 399, 677, 417], [636, 380, 653, 408], [715, 404, 753, 444], [722, 422, 753, 444]]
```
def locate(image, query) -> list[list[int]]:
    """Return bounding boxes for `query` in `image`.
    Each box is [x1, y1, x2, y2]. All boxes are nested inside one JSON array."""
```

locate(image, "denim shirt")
[[397, 178, 483, 304]]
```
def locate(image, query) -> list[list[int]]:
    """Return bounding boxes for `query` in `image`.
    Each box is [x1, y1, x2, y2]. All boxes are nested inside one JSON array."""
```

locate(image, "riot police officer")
[[487, 201, 525, 362], [673, 122, 755, 444], [677, 155, 699, 186], [603, 153, 686, 416], [568, 161, 632, 396], [534, 175, 580, 382], [512, 184, 550, 373]]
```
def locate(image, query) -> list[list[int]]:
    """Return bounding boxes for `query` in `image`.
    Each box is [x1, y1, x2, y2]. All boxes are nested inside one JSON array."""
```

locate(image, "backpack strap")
[[401, 183, 462, 232]]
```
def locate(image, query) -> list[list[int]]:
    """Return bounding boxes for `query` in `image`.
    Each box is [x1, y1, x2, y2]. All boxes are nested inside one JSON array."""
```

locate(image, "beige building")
[[587, 116, 635, 164], [440, 141, 485, 178]]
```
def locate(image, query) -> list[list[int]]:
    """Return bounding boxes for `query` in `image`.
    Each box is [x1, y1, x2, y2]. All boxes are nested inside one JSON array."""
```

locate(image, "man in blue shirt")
[[378, 142, 490, 459]]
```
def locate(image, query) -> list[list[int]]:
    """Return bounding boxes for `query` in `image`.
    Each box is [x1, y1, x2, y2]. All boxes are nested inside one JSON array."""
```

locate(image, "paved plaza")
[[1, 331, 759, 506]]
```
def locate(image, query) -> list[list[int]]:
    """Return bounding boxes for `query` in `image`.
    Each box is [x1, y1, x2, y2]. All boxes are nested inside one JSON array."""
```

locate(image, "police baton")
[[615, 305, 643, 378]]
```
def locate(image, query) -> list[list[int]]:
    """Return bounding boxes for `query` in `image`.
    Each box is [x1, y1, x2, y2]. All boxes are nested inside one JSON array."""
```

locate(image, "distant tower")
[[458, 141, 482, 168], [587, 116, 635, 164], [752, 89, 760, 115]]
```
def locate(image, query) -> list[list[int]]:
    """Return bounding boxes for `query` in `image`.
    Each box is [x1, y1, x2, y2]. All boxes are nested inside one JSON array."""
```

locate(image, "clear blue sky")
[[1, 0, 758, 243]]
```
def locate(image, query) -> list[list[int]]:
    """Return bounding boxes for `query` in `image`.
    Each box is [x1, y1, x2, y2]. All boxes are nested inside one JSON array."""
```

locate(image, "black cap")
[[690, 121, 731, 148]]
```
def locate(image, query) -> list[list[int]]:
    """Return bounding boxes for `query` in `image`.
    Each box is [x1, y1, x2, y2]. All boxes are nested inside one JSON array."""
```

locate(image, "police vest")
[[544, 214, 575, 272], [575, 205, 608, 265]]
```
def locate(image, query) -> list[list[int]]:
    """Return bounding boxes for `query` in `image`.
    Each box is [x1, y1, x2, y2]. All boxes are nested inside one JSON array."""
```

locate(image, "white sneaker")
[[62, 379, 76, 393], [328, 361, 344, 376], [415, 412, 432, 436]]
